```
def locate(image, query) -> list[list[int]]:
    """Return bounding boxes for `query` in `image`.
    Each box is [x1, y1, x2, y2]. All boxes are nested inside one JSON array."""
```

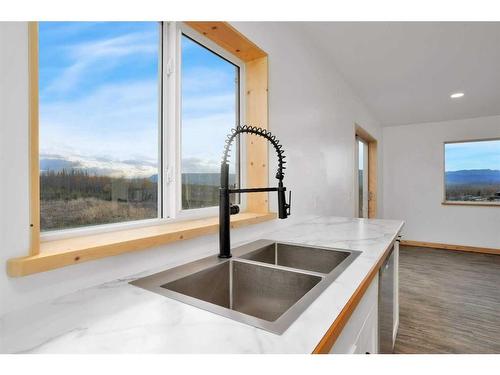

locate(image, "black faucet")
[[219, 125, 291, 258]]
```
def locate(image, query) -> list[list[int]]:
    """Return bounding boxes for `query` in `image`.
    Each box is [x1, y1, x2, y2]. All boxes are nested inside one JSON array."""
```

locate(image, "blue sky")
[[39, 22, 237, 177], [181, 35, 238, 174], [445, 140, 500, 171]]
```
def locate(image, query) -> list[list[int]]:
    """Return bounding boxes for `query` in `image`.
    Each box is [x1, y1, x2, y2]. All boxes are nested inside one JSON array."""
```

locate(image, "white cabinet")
[[329, 276, 379, 354], [355, 300, 378, 354], [329, 240, 400, 354]]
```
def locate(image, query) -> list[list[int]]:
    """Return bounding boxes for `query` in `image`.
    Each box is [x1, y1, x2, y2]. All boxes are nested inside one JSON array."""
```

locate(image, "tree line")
[[40, 169, 157, 202]]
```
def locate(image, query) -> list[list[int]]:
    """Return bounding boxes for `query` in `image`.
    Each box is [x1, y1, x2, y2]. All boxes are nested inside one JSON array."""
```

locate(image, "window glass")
[[358, 140, 365, 217], [39, 22, 160, 231], [444, 139, 500, 202], [357, 139, 368, 218], [180, 34, 239, 210]]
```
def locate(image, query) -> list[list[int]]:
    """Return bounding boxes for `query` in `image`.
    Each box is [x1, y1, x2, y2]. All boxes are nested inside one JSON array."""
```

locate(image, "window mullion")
[[162, 22, 181, 219], [157, 22, 164, 220]]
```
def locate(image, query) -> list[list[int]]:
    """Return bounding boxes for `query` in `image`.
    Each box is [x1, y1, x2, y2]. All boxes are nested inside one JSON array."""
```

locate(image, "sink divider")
[[231, 257, 327, 279]]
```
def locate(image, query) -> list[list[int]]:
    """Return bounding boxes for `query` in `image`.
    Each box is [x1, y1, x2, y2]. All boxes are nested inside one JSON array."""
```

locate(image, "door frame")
[[354, 124, 378, 218]]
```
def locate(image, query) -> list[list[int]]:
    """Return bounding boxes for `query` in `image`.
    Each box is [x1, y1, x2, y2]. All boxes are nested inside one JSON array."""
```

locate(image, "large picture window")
[[444, 139, 500, 204], [38, 22, 244, 234], [7, 21, 270, 276]]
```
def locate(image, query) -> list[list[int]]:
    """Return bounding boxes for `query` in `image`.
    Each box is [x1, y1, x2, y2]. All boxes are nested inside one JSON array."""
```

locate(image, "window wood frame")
[[354, 124, 378, 218], [28, 21, 40, 256], [8, 21, 272, 277]]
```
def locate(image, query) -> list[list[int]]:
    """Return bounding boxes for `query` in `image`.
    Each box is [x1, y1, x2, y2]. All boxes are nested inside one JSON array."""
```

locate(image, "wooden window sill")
[[442, 201, 500, 207], [7, 212, 276, 277]]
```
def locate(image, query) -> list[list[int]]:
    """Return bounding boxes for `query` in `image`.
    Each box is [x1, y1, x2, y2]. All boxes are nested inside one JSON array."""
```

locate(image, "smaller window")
[[180, 33, 241, 211], [444, 139, 500, 204]]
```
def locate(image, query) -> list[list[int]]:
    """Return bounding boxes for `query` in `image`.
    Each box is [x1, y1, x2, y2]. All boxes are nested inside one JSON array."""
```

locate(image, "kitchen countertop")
[[0, 216, 404, 353]]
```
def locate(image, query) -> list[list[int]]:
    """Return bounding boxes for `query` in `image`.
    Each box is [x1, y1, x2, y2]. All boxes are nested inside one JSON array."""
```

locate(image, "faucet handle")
[[287, 190, 292, 215], [230, 204, 240, 215]]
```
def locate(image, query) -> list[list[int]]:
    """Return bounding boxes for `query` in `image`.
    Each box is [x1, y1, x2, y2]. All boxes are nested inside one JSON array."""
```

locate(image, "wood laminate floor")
[[394, 246, 500, 354]]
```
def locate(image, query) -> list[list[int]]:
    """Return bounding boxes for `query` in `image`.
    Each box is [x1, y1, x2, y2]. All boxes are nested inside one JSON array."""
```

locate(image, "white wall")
[[0, 22, 381, 317], [231, 23, 383, 219], [383, 116, 500, 249]]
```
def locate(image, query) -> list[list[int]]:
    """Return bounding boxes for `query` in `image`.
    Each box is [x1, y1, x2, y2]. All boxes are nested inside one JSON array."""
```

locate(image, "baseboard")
[[400, 240, 500, 255]]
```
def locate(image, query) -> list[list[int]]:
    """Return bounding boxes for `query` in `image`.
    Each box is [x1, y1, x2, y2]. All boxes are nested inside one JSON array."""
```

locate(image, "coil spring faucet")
[[219, 125, 291, 258]]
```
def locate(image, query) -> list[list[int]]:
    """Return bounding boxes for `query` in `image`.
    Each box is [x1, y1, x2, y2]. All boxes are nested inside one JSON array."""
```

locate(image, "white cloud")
[[182, 93, 235, 114], [39, 25, 241, 179], [41, 82, 238, 177], [181, 157, 220, 173], [40, 79, 159, 169], [69, 31, 157, 60], [182, 66, 236, 94], [40, 153, 157, 178], [43, 31, 157, 95], [182, 112, 237, 153]]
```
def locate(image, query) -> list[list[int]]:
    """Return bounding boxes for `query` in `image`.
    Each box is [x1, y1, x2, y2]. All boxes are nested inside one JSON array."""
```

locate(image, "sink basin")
[[130, 239, 360, 334], [162, 260, 321, 322], [239, 242, 350, 274]]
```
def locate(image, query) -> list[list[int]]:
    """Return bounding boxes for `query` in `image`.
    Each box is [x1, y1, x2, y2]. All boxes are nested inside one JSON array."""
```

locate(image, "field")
[[40, 169, 158, 231], [40, 169, 236, 231], [445, 184, 500, 201], [41, 198, 157, 231]]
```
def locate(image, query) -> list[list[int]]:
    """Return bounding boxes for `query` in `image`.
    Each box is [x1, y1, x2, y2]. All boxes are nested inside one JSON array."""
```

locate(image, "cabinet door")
[[329, 276, 379, 354], [354, 302, 378, 354]]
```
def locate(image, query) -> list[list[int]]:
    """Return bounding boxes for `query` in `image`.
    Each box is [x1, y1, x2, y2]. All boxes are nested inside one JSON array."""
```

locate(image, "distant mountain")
[[183, 173, 220, 186], [182, 173, 236, 186], [40, 154, 156, 178], [445, 169, 500, 185], [149, 173, 236, 186], [40, 157, 80, 172]]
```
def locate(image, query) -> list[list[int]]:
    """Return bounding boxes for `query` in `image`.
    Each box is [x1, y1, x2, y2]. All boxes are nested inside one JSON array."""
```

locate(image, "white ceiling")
[[299, 22, 500, 126]]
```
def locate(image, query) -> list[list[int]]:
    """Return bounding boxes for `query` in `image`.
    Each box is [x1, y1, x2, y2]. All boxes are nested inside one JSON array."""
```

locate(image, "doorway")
[[355, 125, 377, 218]]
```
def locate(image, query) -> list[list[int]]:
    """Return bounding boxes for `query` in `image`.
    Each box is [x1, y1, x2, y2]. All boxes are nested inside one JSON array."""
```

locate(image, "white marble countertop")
[[0, 216, 404, 353]]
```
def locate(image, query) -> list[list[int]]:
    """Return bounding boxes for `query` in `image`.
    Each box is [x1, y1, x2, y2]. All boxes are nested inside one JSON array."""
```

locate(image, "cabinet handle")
[[365, 352, 371, 354]]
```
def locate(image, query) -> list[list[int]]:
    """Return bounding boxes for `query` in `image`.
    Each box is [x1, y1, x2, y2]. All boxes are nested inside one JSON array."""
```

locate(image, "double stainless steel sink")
[[131, 240, 360, 334]]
